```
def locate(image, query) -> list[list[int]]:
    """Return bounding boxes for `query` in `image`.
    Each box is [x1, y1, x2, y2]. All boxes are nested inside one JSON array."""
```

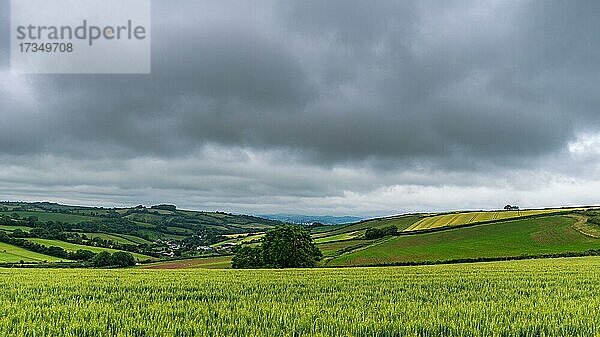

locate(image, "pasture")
[[0, 242, 65, 263], [0, 211, 95, 224]]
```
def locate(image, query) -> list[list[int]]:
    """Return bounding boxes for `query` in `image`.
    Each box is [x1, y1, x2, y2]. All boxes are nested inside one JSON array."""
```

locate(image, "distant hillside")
[[0, 201, 283, 264], [3, 201, 600, 269], [259, 214, 363, 225]]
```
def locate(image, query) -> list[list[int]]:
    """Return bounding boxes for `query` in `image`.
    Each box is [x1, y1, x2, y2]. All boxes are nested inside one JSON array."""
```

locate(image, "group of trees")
[[364, 225, 398, 239], [150, 204, 177, 212], [232, 225, 322, 269], [92, 251, 136, 267]]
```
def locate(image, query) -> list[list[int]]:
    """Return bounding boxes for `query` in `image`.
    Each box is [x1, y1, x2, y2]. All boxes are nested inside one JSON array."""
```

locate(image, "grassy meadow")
[[0, 242, 65, 263], [1, 257, 600, 336], [0, 211, 95, 224]]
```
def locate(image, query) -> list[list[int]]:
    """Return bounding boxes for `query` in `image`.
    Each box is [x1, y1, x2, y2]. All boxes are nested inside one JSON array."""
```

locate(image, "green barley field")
[[1, 257, 600, 336]]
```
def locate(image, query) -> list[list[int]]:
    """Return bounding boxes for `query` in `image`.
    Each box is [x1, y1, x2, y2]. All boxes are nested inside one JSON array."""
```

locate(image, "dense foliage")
[[364, 225, 398, 239], [93, 251, 136, 267], [233, 225, 322, 268]]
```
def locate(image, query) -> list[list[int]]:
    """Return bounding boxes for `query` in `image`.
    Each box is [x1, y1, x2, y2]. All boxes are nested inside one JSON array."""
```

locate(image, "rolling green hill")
[[0, 201, 283, 265], [326, 215, 600, 266]]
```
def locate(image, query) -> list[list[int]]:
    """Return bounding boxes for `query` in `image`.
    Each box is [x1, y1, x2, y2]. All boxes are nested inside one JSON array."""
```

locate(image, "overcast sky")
[[1, 0, 600, 217]]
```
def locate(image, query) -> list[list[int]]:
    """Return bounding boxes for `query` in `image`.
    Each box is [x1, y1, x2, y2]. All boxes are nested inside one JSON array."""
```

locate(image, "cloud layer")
[[1, 0, 600, 216]]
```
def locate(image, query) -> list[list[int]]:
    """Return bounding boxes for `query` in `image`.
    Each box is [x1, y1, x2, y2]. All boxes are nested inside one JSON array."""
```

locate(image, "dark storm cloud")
[[0, 0, 8, 68], [2, 0, 600, 214], [3, 0, 596, 163]]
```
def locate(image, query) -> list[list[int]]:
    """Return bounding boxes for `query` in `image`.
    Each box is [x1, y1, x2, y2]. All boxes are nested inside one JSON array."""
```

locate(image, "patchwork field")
[[317, 239, 378, 258], [71, 233, 140, 245], [328, 215, 600, 266], [314, 230, 363, 244], [211, 233, 265, 247], [1, 257, 600, 336], [403, 209, 569, 232]]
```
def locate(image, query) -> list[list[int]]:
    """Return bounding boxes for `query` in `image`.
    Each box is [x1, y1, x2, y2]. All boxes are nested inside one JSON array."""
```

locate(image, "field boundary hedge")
[[324, 249, 600, 268]]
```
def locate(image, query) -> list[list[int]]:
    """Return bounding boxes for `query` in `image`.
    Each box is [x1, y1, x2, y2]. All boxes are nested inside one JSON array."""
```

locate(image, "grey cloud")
[[3, 0, 597, 164], [1, 0, 600, 214]]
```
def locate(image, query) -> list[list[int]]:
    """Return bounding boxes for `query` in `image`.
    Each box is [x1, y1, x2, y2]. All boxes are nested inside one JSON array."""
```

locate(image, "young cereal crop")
[[0, 257, 599, 336]]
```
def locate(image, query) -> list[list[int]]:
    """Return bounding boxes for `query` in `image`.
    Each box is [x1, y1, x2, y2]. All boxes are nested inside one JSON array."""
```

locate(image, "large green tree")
[[231, 246, 263, 269], [232, 225, 322, 269]]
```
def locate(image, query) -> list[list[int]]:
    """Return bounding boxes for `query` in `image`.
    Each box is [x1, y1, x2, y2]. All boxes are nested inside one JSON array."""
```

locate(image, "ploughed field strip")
[[404, 209, 580, 232], [140, 255, 232, 269]]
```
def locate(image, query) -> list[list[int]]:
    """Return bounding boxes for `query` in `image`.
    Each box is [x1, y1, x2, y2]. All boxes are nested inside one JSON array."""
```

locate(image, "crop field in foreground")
[[0, 257, 599, 336], [141, 255, 232, 269]]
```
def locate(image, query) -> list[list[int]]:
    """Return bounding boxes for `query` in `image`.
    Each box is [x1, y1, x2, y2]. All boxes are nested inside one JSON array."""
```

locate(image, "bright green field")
[[76, 233, 139, 245], [0, 242, 66, 263], [27, 238, 155, 261], [405, 209, 569, 232], [0, 211, 94, 224], [115, 234, 153, 245], [0, 225, 33, 232], [1, 257, 600, 336], [317, 239, 378, 257], [328, 215, 600, 266]]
